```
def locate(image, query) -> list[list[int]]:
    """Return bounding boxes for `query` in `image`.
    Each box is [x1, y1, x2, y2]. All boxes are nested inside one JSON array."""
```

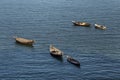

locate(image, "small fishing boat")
[[14, 37, 34, 46], [72, 21, 90, 27], [67, 56, 80, 66], [95, 24, 106, 30], [49, 45, 63, 57]]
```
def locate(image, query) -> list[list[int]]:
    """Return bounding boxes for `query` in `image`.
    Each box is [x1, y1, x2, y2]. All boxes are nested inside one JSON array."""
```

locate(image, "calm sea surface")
[[0, 0, 120, 80]]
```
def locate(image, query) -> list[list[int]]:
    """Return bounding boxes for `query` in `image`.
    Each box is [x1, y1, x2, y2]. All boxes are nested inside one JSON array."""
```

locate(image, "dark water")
[[0, 0, 120, 80]]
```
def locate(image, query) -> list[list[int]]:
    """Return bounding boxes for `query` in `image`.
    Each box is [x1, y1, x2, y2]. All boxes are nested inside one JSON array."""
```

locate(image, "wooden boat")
[[67, 56, 80, 66], [14, 37, 34, 46], [49, 45, 63, 57], [95, 24, 106, 30], [72, 21, 90, 27]]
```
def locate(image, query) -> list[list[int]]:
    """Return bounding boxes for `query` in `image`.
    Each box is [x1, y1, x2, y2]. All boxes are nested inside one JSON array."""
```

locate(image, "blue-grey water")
[[0, 0, 120, 80]]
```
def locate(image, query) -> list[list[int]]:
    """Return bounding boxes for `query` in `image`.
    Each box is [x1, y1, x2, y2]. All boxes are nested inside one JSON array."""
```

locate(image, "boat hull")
[[72, 21, 90, 27], [15, 37, 34, 46], [49, 45, 63, 57], [50, 51, 62, 57], [95, 24, 106, 30], [67, 56, 80, 66]]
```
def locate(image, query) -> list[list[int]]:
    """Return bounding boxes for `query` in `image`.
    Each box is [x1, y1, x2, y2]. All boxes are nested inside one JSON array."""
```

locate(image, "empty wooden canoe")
[[49, 45, 63, 57], [14, 37, 34, 46]]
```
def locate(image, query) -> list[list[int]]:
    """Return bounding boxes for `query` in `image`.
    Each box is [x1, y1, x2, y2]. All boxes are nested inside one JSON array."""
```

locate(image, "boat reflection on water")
[[50, 54, 63, 62], [15, 41, 34, 48]]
